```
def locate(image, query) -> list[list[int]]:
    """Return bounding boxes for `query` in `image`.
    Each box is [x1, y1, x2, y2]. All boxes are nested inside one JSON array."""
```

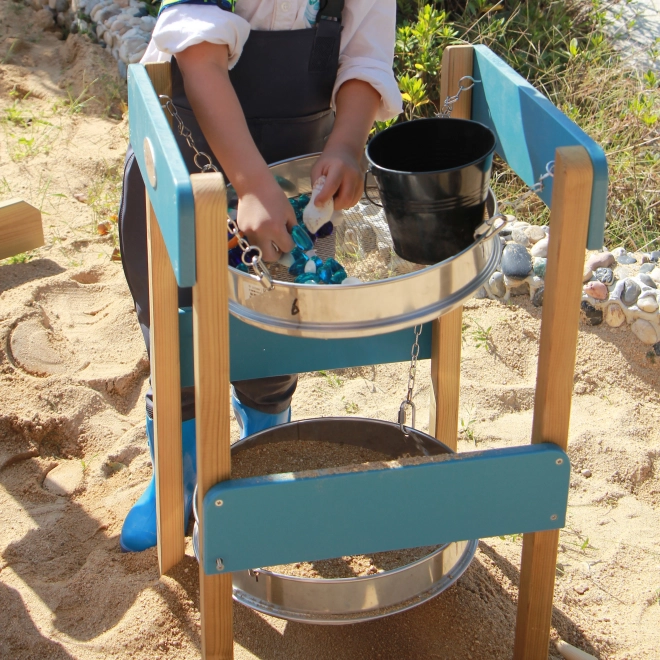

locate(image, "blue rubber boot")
[[231, 393, 291, 440], [120, 416, 197, 552]]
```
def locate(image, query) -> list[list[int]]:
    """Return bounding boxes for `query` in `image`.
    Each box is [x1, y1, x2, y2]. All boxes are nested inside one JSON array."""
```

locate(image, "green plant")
[[318, 370, 343, 388], [471, 320, 493, 351], [343, 398, 360, 414], [459, 407, 478, 445], [2, 252, 33, 265]]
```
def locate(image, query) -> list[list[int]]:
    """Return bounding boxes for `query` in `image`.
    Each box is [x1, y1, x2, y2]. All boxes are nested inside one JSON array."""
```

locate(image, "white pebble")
[[581, 469, 592, 478], [341, 276, 362, 285], [304, 260, 317, 274], [638, 296, 659, 313], [604, 304, 625, 328], [631, 318, 659, 345], [277, 252, 294, 268], [530, 237, 549, 258], [303, 176, 334, 233], [611, 246, 626, 257]]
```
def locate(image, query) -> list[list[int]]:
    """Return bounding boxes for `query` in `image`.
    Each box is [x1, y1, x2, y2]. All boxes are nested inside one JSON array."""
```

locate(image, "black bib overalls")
[[118, 5, 343, 420]]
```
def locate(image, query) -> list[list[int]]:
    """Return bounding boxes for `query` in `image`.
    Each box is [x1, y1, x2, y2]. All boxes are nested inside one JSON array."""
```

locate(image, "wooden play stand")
[[128, 44, 607, 659]]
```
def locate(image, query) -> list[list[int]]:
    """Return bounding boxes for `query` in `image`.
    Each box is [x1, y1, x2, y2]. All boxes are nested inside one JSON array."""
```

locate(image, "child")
[[118, 0, 402, 552]]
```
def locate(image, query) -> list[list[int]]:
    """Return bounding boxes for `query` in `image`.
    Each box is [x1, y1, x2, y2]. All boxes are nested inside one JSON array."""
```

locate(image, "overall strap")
[[309, 0, 344, 72]]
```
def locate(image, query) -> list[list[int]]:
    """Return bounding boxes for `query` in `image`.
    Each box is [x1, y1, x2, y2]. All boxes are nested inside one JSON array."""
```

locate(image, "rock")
[[615, 266, 632, 280], [511, 220, 530, 230], [650, 250, 660, 262], [639, 273, 656, 289], [49, 0, 68, 12], [341, 276, 362, 285], [574, 584, 590, 595], [584, 281, 608, 300], [474, 286, 488, 300], [117, 59, 127, 79], [650, 268, 660, 284], [581, 469, 592, 478], [637, 296, 659, 313], [524, 225, 546, 244], [511, 228, 530, 247], [377, 241, 390, 264], [35, 8, 56, 29], [653, 341, 660, 356], [604, 304, 626, 327], [43, 461, 84, 496], [128, 46, 147, 63], [489, 272, 506, 298], [640, 263, 655, 274], [585, 251, 614, 270], [612, 247, 626, 258], [631, 319, 659, 345], [616, 252, 637, 265], [621, 278, 641, 306], [501, 244, 532, 279], [641, 253, 650, 264], [532, 286, 544, 307], [533, 257, 547, 279], [583, 266, 593, 283], [530, 237, 549, 258], [581, 301, 602, 326], [140, 15, 156, 30], [593, 267, 614, 284]]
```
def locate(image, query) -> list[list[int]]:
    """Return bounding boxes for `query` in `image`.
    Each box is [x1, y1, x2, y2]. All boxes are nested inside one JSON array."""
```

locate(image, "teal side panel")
[[202, 443, 570, 574], [178, 308, 433, 386], [127, 64, 196, 287], [472, 45, 608, 250]]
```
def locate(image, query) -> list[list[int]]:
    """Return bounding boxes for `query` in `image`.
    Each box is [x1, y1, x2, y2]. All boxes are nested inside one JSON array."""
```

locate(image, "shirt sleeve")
[[148, 3, 251, 69], [333, 0, 402, 122]]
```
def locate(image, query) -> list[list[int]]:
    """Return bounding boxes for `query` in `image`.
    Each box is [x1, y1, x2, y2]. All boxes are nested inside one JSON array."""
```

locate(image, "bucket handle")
[[473, 213, 508, 245], [363, 169, 383, 207]]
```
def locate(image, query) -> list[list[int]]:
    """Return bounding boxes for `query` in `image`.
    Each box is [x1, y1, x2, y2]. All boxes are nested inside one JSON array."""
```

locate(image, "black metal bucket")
[[365, 117, 497, 264]]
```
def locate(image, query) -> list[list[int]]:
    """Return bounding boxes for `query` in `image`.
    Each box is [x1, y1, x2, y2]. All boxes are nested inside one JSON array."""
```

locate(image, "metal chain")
[[437, 76, 481, 118], [500, 160, 555, 212], [159, 95, 274, 290], [398, 324, 422, 434]]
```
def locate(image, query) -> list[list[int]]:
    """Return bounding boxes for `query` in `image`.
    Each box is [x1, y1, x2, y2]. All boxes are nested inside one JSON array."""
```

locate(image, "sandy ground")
[[1, 4, 660, 659]]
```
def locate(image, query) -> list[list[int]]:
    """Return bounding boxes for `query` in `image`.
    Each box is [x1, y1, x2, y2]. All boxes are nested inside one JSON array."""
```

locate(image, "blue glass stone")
[[295, 273, 322, 284], [330, 270, 348, 284], [312, 256, 323, 269], [288, 258, 308, 276], [315, 221, 334, 238], [291, 247, 307, 262], [318, 265, 333, 284], [292, 225, 314, 251], [324, 258, 344, 274], [237, 263, 249, 273]]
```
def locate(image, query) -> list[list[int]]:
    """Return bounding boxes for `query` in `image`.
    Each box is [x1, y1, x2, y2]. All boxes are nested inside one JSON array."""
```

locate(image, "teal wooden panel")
[[202, 443, 570, 574], [178, 308, 432, 385], [128, 64, 196, 287], [472, 46, 608, 250]]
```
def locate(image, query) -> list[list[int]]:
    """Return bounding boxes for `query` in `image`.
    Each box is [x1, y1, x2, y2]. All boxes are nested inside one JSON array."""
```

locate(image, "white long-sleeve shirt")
[[140, 0, 402, 121]]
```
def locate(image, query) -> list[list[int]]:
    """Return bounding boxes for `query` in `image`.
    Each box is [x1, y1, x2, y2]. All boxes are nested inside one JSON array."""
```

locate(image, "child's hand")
[[311, 148, 364, 211], [237, 174, 296, 262]]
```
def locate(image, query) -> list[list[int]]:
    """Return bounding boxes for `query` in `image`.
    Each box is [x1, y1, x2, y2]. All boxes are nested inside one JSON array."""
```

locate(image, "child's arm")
[[176, 41, 296, 262], [311, 79, 381, 211]]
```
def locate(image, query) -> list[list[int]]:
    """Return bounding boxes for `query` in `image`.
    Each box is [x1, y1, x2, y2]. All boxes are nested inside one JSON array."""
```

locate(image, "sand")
[[1, 5, 660, 659]]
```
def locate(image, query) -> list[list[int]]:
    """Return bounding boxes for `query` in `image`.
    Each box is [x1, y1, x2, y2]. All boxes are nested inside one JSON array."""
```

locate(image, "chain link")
[[437, 76, 481, 118], [500, 160, 555, 212], [159, 95, 274, 290], [398, 324, 423, 434]]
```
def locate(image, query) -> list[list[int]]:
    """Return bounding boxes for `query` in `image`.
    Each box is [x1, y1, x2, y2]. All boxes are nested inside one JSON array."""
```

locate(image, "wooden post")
[[513, 146, 593, 659], [191, 172, 233, 660], [147, 203, 185, 573], [0, 199, 44, 260], [430, 45, 473, 450], [144, 61, 185, 575]]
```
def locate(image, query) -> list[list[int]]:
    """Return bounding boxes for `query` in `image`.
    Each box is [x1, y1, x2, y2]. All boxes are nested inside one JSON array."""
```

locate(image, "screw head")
[[216, 558, 224, 571], [550, 514, 558, 521], [556, 458, 564, 465], [215, 499, 223, 507]]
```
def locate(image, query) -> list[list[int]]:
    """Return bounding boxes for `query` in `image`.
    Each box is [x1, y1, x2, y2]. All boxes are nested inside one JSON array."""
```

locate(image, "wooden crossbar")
[[202, 443, 570, 575]]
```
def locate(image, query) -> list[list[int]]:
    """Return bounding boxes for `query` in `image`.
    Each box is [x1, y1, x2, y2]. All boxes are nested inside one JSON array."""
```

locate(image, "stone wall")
[[27, 0, 154, 79]]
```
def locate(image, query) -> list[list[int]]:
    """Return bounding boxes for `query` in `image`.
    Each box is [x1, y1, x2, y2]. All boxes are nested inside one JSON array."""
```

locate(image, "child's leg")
[[118, 144, 298, 423]]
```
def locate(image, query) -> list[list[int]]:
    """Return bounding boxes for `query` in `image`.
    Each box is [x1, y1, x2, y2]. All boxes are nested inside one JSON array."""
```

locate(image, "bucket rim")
[[365, 117, 497, 177]]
